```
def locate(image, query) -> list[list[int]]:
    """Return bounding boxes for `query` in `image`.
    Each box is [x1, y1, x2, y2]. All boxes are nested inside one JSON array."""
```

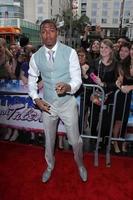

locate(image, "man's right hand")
[[34, 98, 51, 114]]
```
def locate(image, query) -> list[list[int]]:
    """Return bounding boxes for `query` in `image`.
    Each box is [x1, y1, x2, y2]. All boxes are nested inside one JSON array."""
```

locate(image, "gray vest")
[[34, 42, 73, 105]]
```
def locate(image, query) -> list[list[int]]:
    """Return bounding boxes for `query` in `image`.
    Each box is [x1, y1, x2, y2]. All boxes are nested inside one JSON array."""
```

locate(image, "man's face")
[[40, 23, 58, 48]]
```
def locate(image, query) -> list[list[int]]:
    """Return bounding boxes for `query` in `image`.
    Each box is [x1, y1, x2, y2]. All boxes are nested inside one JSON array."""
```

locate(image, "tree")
[[63, 10, 90, 36], [56, 9, 91, 46], [76, 15, 91, 34]]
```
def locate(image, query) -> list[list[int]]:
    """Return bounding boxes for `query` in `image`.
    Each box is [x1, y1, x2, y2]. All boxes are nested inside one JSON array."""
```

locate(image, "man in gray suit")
[[28, 19, 88, 183]]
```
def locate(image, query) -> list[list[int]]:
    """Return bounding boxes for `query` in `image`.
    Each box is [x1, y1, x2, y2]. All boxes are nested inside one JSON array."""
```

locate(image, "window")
[[102, 2, 108, 9], [81, 11, 86, 16], [101, 18, 107, 24], [91, 10, 97, 17], [124, 0, 132, 8], [124, 10, 130, 18], [91, 18, 96, 24], [113, 10, 119, 17], [113, 1, 120, 9], [38, 16, 43, 21], [14, 13, 19, 17], [81, 3, 87, 11], [82, 0, 87, 3], [0, 0, 13, 3], [124, 18, 129, 24], [112, 18, 118, 24], [91, 3, 97, 9], [38, 7, 43, 14], [38, 0, 43, 3], [102, 10, 108, 17]]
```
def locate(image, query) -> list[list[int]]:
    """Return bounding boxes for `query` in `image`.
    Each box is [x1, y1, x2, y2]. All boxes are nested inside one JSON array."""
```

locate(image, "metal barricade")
[[106, 89, 133, 167], [80, 84, 105, 166]]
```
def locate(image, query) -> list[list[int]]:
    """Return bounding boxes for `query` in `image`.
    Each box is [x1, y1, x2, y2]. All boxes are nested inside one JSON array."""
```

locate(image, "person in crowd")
[[0, 38, 14, 79], [114, 37, 129, 60], [24, 43, 36, 55], [117, 37, 129, 50], [28, 19, 88, 183], [80, 24, 103, 52], [0, 39, 20, 141], [76, 47, 90, 131], [20, 45, 43, 142], [57, 133, 65, 150], [77, 47, 90, 80], [19, 45, 36, 85], [89, 39, 118, 144], [91, 25, 104, 42], [113, 42, 133, 153], [4, 43, 35, 142], [113, 42, 120, 59], [20, 36, 29, 48], [80, 24, 92, 51], [87, 40, 100, 65], [9, 43, 22, 79], [19, 53, 29, 85], [4, 43, 27, 141]]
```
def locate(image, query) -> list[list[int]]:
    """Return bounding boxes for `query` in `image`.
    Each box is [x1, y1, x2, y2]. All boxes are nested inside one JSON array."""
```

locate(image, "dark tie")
[[48, 50, 54, 64]]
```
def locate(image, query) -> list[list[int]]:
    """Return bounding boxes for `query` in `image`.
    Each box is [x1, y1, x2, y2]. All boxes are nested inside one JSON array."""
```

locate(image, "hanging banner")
[[0, 80, 75, 133]]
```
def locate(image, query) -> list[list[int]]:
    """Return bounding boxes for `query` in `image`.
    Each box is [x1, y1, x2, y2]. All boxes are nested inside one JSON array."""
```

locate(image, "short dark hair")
[[20, 36, 29, 47], [119, 41, 131, 52], [40, 19, 57, 31]]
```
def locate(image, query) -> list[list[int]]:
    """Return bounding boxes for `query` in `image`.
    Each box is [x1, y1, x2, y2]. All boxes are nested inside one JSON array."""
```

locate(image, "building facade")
[[78, 0, 133, 39], [0, 0, 24, 19], [23, 0, 70, 24], [79, 0, 132, 27], [1, 0, 133, 41], [24, 0, 36, 22], [0, 0, 41, 46]]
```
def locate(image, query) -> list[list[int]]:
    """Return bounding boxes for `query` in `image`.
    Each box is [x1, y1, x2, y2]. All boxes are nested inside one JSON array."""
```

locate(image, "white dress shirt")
[[28, 41, 82, 102]]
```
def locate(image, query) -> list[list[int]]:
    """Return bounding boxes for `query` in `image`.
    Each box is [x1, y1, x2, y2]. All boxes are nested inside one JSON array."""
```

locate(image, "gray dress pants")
[[42, 96, 84, 170]]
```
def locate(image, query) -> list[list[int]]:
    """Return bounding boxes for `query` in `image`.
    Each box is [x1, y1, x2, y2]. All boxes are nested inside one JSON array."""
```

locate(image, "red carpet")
[[0, 141, 133, 200]]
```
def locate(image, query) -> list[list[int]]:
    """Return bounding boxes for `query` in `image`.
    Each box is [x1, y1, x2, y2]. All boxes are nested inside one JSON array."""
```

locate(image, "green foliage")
[[62, 9, 90, 34]]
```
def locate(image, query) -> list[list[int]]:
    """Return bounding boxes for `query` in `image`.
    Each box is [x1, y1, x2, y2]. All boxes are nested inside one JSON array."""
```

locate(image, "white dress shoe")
[[42, 168, 52, 183], [78, 166, 88, 182]]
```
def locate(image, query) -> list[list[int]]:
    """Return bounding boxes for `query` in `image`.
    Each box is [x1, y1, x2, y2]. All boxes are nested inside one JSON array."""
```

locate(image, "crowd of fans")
[[0, 24, 133, 154], [0, 37, 38, 142], [77, 25, 133, 154]]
